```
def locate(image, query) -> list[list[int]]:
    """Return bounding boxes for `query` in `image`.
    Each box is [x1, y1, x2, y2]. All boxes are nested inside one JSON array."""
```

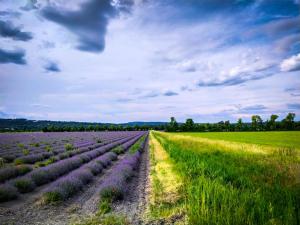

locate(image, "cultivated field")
[[150, 131, 300, 225], [0, 131, 149, 225], [0, 131, 299, 225]]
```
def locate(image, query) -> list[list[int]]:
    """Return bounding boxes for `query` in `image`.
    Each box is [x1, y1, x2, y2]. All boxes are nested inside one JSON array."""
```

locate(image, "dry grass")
[[146, 132, 185, 223]]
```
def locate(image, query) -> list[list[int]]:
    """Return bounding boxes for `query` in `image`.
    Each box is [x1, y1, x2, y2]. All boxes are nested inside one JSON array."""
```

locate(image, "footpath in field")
[[0, 132, 149, 225]]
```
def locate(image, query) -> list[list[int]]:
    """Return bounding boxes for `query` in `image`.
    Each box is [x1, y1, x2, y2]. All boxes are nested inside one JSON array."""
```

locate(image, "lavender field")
[[0, 131, 148, 225]]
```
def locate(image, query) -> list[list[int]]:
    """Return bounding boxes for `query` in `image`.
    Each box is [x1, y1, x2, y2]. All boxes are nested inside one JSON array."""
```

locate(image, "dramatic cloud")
[[197, 61, 275, 87], [0, 20, 33, 41], [0, 48, 26, 64], [41, 0, 117, 52], [280, 53, 300, 72], [44, 61, 60, 72]]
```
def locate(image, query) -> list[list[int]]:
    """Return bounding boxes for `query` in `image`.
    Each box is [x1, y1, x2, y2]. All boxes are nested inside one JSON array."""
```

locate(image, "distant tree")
[[224, 120, 230, 131], [282, 113, 296, 130], [217, 121, 225, 131], [251, 115, 263, 131], [166, 117, 178, 132], [236, 118, 243, 131], [184, 118, 195, 131], [266, 114, 279, 130], [42, 127, 49, 132]]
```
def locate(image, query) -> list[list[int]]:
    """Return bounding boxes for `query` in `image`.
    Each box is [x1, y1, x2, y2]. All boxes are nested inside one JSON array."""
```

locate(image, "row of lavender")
[[99, 133, 148, 202], [11, 132, 130, 165], [0, 132, 145, 202], [0, 133, 132, 183], [0, 132, 131, 161]]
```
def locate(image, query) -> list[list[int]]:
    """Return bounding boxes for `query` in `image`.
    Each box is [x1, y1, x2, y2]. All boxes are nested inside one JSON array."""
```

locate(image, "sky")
[[0, 0, 299, 123]]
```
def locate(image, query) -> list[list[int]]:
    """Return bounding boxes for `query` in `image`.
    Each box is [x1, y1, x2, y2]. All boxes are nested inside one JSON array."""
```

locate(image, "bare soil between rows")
[[0, 138, 150, 225]]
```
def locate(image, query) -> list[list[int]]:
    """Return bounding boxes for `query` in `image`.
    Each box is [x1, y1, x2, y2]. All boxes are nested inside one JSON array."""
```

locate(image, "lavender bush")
[[11, 177, 36, 193], [99, 134, 147, 202], [0, 165, 32, 183], [0, 184, 19, 202]]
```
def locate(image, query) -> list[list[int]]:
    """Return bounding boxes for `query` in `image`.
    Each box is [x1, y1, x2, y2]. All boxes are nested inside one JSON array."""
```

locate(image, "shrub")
[[2, 155, 15, 163], [44, 177, 83, 202], [34, 161, 45, 168], [83, 162, 103, 175], [112, 146, 124, 155], [12, 177, 35, 193], [31, 170, 51, 185], [14, 158, 24, 165], [65, 143, 74, 151], [43, 191, 63, 203], [17, 165, 32, 175], [0, 158, 5, 168], [17, 143, 25, 149], [34, 143, 40, 147], [22, 149, 30, 156], [0, 167, 19, 183], [44, 145, 52, 152], [0, 165, 32, 183], [97, 199, 111, 215], [0, 184, 18, 202], [14, 152, 52, 165], [44, 157, 57, 166], [99, 182, 124, 202], [71, 169, 93, 185], [59, 153, 69, 160]]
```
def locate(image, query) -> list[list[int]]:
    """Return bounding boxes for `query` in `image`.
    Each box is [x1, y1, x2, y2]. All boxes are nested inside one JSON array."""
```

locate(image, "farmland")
[[0, 130, 299, 225], [150, 131, 300, 225], [0, 131, 149, 225]]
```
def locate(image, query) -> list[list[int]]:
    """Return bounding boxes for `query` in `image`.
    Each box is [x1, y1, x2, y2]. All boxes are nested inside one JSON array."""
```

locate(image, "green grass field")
[[179, 131, 300, 149], [151, 131, 300, 225]]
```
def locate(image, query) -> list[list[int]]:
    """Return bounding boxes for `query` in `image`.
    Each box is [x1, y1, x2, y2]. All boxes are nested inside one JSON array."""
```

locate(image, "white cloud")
[[280, 53, 300, 72]]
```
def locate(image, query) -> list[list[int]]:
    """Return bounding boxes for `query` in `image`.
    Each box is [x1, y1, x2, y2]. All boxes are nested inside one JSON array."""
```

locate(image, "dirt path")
[[0, 138, 150, 225]]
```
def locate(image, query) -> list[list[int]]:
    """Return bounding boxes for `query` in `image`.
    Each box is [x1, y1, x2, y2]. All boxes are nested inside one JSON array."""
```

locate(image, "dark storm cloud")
[[44, 62, 60, 72], [0, 20, 33, 41], [41, 0, 132, 53], [0, 48, 26, 65]]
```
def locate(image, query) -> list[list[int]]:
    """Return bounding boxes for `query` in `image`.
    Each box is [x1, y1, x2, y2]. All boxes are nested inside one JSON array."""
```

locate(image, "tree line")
[[166, 113, 300, 132], [41, 124, 164, 132], [0, 113, 299, 132]]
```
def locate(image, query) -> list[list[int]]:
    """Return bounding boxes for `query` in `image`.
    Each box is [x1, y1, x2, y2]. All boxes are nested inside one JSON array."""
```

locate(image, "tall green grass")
[[152, 131, 300, 225]]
